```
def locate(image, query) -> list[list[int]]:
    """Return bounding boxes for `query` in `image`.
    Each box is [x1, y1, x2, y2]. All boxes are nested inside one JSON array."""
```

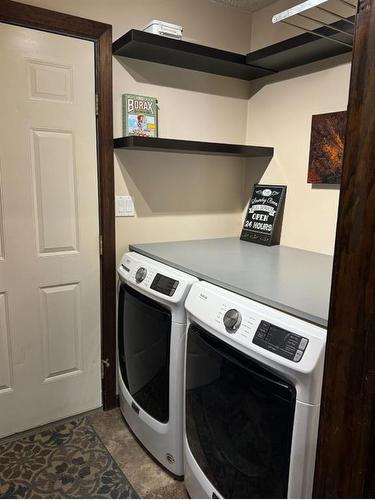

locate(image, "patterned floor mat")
[[0, 417, 139, 499]]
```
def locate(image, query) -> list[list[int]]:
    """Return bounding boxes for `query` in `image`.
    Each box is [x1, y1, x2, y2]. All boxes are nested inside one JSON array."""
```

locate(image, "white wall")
[[17, 0, 256, 262], [246, 0, 351, 255]]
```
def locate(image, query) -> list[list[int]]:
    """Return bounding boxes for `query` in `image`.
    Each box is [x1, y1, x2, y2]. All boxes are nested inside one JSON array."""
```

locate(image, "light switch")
[[116, 195, 135, 217]]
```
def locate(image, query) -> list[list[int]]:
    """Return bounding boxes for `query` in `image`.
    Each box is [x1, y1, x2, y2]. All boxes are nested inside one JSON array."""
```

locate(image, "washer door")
[[185, 324, 296, 499], [118, 283, 171, 423]]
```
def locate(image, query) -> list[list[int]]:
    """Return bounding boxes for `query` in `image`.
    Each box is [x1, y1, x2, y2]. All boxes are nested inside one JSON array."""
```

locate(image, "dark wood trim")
[[96, 27, 117, 411], [0, 0, 108, 39], [313, 0, 375, 497], [0, 0, 117, 410]]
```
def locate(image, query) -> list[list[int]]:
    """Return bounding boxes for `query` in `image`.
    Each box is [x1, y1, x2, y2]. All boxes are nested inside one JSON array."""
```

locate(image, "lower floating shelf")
[[113, 136, 273, 158]]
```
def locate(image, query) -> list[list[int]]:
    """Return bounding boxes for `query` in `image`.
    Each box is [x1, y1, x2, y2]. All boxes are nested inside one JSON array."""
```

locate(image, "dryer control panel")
[[118, 252, 198, 314], [151, 273, 179, 296], [185, 281, 327, 404], [253, 320, 309, 362]]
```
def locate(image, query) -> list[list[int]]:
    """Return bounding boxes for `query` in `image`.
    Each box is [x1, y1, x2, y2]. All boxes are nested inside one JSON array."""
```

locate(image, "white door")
[[0, 24, 102, 438]]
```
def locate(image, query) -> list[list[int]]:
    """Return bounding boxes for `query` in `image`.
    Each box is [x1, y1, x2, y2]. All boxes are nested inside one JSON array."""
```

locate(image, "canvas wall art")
[[307, 111, 347, 184]]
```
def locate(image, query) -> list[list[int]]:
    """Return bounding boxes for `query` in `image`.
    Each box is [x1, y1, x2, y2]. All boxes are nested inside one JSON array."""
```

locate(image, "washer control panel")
[[223, 309, 242, 333], [253, 320, 309, 362], [150, 273, 179, 296], [135, 266, 147, 283]]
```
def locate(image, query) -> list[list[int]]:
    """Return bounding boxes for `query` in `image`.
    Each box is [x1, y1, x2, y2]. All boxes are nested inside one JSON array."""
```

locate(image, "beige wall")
[[246, 0, 351, 255], [16, 0, 254, 52], [14, 0, 351, 257], [17, 0, 255, 262]]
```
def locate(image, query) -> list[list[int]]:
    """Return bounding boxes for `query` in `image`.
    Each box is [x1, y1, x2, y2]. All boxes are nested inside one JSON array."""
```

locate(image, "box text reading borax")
[[127, 99, 154, 113]]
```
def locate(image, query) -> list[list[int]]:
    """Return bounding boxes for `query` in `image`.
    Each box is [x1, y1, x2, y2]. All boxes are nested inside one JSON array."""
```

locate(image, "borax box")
[[122, 94, 158, 137]]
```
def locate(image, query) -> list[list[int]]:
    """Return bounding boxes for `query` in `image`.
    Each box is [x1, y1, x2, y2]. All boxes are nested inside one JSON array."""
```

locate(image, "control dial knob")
[[135, 267, 147, 283], [223, 309, 242, 333]]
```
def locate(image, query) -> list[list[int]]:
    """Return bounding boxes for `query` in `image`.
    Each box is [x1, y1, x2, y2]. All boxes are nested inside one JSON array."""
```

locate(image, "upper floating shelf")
[[112, 29, 274, 81], [113, 18, 354, 82], [246, 16, 355, 72], [113, 136, 274, 158]]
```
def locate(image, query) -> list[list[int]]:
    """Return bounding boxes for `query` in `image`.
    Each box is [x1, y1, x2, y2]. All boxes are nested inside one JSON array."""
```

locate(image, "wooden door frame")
[[0, 0, 117, 410], [313, 0, 375, 496]]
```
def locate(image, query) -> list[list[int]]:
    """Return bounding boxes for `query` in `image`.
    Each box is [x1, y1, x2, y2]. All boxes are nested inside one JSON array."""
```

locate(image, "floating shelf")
[[246, 16, 355, 72], [112, 29, 274, 81], [113, 18, 354, 82], [113, 136, 274, 158]]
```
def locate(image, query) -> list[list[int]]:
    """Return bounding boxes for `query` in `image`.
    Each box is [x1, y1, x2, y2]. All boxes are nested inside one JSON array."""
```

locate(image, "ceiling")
[[210, 0, 280, 12]]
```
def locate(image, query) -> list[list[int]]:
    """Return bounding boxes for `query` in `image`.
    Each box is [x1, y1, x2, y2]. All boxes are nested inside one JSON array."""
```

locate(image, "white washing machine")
[[117, 252, 198, 476], [184, 281, 326, 498]]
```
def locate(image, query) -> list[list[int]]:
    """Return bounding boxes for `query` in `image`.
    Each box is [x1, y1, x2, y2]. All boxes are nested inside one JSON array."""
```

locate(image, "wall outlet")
[[116, 195, 135, 217]]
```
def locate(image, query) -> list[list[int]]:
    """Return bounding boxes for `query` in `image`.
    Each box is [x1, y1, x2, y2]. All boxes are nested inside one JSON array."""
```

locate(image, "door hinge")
[[95, 93, 99, 116], [99, 234, 103, 255], [101, 358, 110, 378]]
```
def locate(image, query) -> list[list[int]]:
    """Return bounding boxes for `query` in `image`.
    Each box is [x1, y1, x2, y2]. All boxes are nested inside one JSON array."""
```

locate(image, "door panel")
[[27, 60, 73, 103], [0, 292, 12, 392], [31, 129, 78, 254], [0, 23, 101, 437], [40, 283, 82, 381], [0, 166, 4, 260]]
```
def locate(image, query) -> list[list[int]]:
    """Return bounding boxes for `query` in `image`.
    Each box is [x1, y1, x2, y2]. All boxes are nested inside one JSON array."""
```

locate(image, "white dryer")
[[117, 252, 198, 476], [184, 281, 326, 498]]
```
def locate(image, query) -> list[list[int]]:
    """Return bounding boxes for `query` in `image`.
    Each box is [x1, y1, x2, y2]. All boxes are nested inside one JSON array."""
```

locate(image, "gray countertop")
[[130, 238, 333, 327]]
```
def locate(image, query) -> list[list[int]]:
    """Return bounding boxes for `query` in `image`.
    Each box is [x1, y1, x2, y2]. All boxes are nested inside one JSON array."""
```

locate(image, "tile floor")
[[88, 408, 188, 499]]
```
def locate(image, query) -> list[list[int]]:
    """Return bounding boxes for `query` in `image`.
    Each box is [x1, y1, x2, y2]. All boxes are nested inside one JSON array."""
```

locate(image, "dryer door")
[[186, 324, 296, 499], [118, 283, 171, 423]]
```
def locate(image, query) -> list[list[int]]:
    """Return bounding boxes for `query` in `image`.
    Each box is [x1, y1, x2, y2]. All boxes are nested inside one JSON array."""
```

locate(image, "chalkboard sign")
[[241, 184, 287, 246]]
